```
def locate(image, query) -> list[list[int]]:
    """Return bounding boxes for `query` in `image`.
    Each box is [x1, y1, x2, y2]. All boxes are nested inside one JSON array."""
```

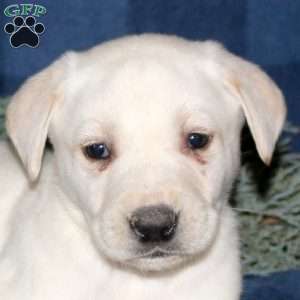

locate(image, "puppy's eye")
[[187, 133, 210, 150], [84, 143, 110, 160]]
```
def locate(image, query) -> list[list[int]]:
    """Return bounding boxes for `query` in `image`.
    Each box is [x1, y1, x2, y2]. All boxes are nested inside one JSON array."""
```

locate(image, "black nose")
[[129, 205, 178, 243]]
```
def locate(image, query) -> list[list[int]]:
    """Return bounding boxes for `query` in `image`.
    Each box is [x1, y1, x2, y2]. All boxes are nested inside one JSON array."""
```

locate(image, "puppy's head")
[[6, 35, 286, 273]]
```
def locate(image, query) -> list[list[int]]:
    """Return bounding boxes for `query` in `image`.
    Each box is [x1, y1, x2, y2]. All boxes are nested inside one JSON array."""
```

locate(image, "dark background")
[[1, 0, 299, 141]]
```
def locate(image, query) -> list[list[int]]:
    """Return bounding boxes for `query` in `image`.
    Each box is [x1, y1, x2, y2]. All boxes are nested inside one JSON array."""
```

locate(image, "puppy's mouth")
[[127, 247, 185, 260], [144, 249, 173, 259], [121, 246, 193, 272], [148, 250, 171, 258]]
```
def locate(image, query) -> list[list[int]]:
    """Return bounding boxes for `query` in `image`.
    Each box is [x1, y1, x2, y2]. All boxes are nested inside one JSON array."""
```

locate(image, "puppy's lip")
[[146, 250, 172, 259], [127, 247, 186, 260]]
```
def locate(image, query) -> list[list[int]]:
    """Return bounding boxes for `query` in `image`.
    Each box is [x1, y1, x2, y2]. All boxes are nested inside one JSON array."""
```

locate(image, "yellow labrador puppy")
[[0, 34, 286, 300]]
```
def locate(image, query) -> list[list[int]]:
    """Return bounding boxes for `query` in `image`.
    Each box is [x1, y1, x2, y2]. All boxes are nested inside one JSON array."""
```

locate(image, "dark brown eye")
[[84, 143, 110, 160], [187, 133, 210, 150]]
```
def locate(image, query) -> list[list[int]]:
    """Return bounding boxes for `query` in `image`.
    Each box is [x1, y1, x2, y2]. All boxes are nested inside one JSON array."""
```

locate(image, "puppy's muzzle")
[[129, 205, 178, 243]]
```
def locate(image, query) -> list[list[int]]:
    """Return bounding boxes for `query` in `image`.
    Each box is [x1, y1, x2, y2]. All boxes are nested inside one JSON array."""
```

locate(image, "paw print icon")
[[4, 16, 45, 48]]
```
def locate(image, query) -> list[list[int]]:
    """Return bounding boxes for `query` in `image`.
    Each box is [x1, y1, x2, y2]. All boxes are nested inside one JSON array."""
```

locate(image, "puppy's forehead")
[[62, 37, 240, 132]]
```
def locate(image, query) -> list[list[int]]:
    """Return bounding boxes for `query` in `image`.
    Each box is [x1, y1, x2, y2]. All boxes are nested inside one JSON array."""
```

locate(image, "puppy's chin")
[[94, 239, 192, 273], [93, 234, 216, 274], [123, 254, 189, 273]]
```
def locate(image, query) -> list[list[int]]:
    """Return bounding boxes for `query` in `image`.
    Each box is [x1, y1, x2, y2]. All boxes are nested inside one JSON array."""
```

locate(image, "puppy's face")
[[6, 35, 286, 273]]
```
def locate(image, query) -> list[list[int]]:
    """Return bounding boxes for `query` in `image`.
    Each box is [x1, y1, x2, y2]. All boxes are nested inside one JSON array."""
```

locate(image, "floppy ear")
[[210, 43, 287, 165], [6, 52, 76, 181]]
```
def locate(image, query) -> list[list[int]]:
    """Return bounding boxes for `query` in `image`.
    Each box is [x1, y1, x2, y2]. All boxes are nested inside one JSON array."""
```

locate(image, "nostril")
[[129, 216, 147, 240], [161, 216, 178, 240], [129, 205, 178, 243]]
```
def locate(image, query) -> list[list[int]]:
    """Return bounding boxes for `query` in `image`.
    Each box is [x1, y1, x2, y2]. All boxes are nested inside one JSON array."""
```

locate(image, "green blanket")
[[1, 98, 299, 275]]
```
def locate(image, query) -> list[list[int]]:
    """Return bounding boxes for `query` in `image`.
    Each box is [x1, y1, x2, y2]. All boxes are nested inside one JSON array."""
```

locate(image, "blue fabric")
[[242, 270, 300, 300], [1, 0, 299, 148]]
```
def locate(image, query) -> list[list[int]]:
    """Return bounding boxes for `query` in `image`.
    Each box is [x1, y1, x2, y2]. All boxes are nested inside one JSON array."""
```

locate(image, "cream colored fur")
[[0, 34, 286, 299]]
